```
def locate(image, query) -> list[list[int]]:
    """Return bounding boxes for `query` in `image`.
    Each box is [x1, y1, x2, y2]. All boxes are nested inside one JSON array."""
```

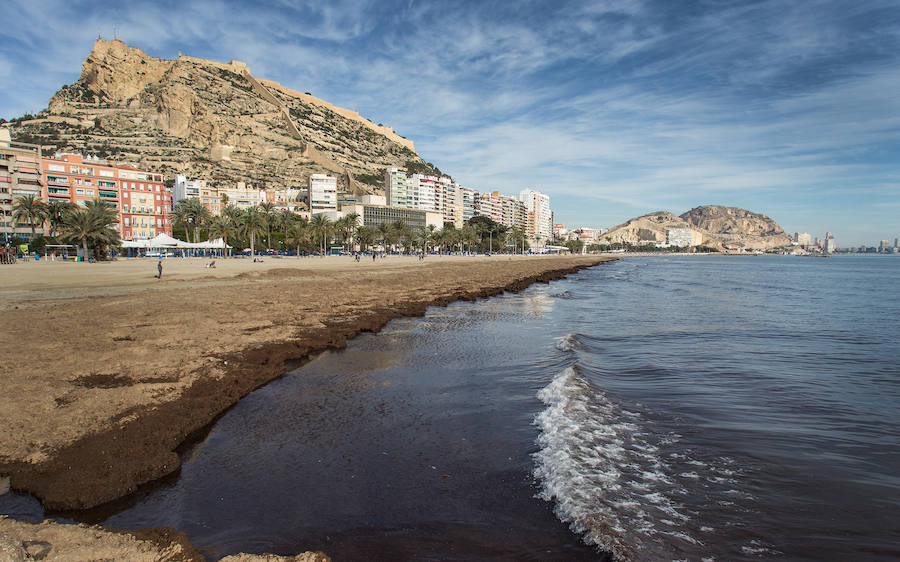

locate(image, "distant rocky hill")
[[599, 205, 791, 250], [7, 39, 423, 194]]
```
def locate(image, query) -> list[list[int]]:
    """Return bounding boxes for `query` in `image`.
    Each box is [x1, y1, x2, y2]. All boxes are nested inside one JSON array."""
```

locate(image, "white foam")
[[554, 333, 580, 352], [532, 365, 699, 559]]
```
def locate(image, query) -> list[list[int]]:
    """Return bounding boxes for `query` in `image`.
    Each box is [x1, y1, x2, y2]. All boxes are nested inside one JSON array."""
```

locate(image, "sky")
[[2, 0, 899, 246]]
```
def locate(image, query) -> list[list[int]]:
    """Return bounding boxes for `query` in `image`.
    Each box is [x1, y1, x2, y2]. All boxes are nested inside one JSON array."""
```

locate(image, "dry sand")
[[0, 254, 609, 558]]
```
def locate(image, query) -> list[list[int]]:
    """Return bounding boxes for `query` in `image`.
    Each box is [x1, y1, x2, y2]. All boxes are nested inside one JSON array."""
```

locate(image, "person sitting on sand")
[[207, 260, 216, 268]]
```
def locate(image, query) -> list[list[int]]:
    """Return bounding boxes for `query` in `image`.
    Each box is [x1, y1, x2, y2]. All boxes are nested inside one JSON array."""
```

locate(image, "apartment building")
[[308, 174, 338, 214], [385, 168, 413, 208], [520, 188, 552, 241], [42, 153, 171, 241], [0, 130, 43, 240]]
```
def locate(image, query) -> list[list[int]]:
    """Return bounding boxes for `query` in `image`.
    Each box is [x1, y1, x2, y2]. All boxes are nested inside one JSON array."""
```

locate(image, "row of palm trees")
[[9, 193, 531, 259], [170, 199, 525, 255], [10, 194, 120, 258], [174, 200, 529, 256]]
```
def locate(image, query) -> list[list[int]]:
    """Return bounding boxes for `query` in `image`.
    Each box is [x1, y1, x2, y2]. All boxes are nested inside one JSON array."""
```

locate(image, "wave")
[[532, 365, 700, 560], [551, 290, 576, 299], [554, 333, 581, 352]]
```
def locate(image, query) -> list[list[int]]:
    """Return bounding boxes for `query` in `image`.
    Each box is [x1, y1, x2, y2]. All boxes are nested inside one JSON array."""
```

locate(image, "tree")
[[341, 212, 359, 251], [59, 198, 120, 260], [355, 225, 376, 251], [240, 206, 266, 258], [46, 199, 76, 238], [377, 222, 392, 252], [276, 208, 296, 249], [309, 213, 332, 255], [258, 201, 276, 249], [12, 194, 48, 241], [207, 215, 238, 256], [172, 198, 210, 243], [286, 217, 311, 256]]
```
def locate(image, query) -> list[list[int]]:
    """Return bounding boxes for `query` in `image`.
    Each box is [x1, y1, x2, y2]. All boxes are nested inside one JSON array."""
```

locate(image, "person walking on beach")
[[157, 259, 163, 280]]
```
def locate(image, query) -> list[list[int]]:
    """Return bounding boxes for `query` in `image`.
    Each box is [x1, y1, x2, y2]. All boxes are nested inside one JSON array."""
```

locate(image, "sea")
[[4, 255, 899, 561]]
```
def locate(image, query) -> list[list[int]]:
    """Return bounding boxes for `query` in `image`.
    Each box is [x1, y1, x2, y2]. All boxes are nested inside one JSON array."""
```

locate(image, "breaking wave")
[[532, 364, 701, 560]]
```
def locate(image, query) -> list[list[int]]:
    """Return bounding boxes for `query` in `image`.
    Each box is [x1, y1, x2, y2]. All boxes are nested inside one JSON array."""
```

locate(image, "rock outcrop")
[[679, 205, 792, 249], [10, 39, 421, 193], [599, 206, 791, 250]]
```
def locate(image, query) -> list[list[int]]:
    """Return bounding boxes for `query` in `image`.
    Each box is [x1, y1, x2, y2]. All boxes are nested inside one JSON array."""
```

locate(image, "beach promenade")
[[0, 254, 608, 558]]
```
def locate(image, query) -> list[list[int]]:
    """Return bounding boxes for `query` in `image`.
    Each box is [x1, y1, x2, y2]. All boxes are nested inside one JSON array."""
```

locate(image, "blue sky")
[[2, 0, 899, 246]]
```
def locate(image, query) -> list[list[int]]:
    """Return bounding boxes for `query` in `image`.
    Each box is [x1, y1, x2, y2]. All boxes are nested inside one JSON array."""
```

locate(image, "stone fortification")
[[14, 39, 420, 193]]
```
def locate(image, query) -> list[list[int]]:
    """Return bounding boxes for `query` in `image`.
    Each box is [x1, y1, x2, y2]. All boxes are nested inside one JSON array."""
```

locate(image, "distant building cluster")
[[384, 168, 554, 243], [553, 224, 608, 245], [792, 231, 838, 254]]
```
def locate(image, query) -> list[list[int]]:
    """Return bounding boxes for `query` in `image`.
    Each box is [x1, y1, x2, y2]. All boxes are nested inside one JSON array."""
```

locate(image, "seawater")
[[4, 255, 898, 561]]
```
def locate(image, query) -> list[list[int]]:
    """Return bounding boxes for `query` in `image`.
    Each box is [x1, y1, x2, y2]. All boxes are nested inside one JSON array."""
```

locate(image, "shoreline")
[[0, 255, 611, 558]]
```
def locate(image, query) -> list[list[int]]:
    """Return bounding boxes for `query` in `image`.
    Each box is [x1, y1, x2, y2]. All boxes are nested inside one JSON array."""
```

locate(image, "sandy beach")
[[0, 254, 608, 557]]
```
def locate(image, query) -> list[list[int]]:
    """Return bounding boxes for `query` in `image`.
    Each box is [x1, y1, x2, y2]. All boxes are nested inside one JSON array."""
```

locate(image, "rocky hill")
[[679, 205, 791, 249], [599, 206, 791, 250], [7, 39, 423, 194]]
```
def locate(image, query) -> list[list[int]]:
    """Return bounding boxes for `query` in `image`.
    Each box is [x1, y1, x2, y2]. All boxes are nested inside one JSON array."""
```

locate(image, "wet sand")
[[0, 254, 608, 557]]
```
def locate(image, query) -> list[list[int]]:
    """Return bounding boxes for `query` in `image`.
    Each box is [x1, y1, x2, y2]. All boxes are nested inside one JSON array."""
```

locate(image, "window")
[[48, 164, 65, 172], [98, 180, 115, 188], [46, 175, 68, 184], [123, 192, 128, 198], [76, 188, 84, 195], [98, 169, 115, 177], [85, 189, 94, 196], [124, 218, 130, 226], [156, 194, 160, 200]]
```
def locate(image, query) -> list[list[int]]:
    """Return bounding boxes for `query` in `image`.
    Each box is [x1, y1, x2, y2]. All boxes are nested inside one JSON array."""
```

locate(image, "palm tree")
[[309, 214, 331, 255], [377, 222, 391, 253], [259, 201, 276, 249], [208, 215, 237, 257], [240, 206, 266, 258], [276, 208, 296, 249], [46, 199, 76, 238], [60, 198, 120, 260], [355, 225, 375, 252], [12, 194, 48, 240], [171, 198, 210, 243], [342, 212, 359, 251], [169, 202, 191, 242], [286, 217, 311, 256]]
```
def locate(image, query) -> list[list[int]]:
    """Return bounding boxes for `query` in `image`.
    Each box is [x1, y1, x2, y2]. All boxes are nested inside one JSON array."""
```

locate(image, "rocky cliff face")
[[599, 206, 791, 250], [680, 205, 791, 250], [11, 39, 421, 193]]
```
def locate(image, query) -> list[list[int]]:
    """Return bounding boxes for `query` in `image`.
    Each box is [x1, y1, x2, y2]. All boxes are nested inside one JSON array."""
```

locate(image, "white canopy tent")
[[120, 234, 231, 256]]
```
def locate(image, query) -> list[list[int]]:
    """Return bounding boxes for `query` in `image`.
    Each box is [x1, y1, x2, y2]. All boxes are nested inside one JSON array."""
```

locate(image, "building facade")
[[519, 188, 552, 241], [0, 131, 43, 240], [308, 174, 337, 214], [42, 153, 171, 241]]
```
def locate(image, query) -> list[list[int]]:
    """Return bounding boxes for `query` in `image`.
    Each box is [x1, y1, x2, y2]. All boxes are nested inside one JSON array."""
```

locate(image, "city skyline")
[[2, 0, 899, 246]]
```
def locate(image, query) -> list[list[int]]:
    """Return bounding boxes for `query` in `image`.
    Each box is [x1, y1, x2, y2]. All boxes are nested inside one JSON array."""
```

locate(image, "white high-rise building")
[[173, 175, 206, 204], [407, 173, 439, 212], [308, 174, 337, 214], [519, 188, 552, 241]]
